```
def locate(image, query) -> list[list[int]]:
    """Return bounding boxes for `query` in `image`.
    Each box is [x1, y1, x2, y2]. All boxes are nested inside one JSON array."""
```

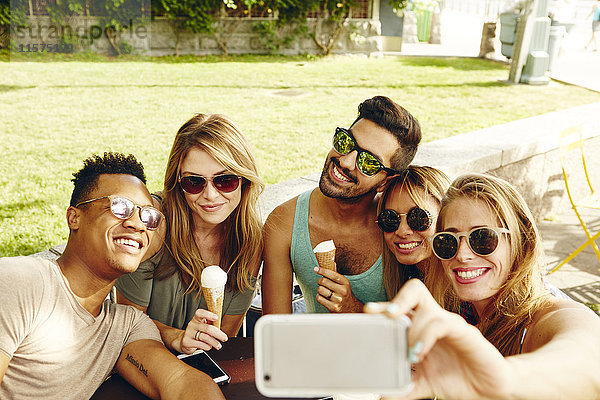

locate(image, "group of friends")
[[1, 96, 599, 399]]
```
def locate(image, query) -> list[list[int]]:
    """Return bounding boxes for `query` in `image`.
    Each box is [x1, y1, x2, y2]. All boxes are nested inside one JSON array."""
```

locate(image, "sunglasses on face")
[[75, 195, 164, 230], [178, 173, 241, 195], [332, 127, 398, 177], [430, 227, 511, 260], [376, 207, 433, 233]]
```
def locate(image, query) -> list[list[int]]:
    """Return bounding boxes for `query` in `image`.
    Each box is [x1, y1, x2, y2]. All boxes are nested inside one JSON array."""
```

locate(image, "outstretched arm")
[[366, 279, 600, 400], [115, 339, 224, 400], [261, 200, 296, 314]]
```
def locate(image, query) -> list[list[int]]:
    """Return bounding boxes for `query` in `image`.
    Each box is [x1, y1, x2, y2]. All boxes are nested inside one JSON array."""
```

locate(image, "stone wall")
[[413, 102, 600, 221], [12, 16, 383, 56]]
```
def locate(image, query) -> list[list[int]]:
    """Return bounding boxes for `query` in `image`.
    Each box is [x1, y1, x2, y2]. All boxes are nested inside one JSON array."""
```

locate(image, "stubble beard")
[[318, 157, 378, 204]]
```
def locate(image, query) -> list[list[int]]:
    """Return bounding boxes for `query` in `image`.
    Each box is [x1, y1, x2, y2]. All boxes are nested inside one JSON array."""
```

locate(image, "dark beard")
[[318, 157, 378, 203]]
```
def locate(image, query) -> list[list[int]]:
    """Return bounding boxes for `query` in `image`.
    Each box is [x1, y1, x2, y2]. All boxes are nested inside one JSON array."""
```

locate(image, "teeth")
[[397, 242, 419, 250], [456, 268, 487, 279], [115, 238, 140, 249], [332, 165, 351, 182]]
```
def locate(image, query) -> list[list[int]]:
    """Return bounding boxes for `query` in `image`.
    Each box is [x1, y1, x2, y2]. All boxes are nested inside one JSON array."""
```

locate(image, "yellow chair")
[[549, 125, 600, 273]]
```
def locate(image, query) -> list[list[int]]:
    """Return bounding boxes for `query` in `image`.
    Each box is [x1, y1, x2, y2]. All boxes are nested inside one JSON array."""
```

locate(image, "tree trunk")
[[479, 22, 497, 58], [105, 27, 121, 56]]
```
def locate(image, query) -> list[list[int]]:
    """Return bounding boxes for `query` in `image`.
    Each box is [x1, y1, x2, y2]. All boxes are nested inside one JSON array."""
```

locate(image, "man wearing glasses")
[[0, 153, 224, 399], [262, 96, 422, 314]]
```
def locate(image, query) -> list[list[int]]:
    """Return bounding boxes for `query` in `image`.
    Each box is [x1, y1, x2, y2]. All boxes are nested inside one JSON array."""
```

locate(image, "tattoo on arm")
[[125, 353, 148, 377]]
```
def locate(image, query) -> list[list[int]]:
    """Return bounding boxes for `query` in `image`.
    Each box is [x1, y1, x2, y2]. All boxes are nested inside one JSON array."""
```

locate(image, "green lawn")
[[1, 53, 599, 257]]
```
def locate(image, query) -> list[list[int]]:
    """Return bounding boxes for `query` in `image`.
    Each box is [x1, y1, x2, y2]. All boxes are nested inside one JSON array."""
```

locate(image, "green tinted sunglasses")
[[333, 127, 398, 176]]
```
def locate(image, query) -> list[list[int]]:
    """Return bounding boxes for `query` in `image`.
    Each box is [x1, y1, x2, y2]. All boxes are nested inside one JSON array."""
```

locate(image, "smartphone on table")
[[254, 313, 412, 398], [177, 350, 231, 385]]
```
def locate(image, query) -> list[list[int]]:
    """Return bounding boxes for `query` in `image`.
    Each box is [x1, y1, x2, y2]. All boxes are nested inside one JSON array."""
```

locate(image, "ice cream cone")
[[201, 265, 228, 330], [202, 285, 225, 329], [314, 240, 336, 271]]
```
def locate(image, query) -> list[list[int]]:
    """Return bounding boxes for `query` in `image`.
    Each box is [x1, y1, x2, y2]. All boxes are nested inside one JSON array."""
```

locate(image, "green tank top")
[[290, 189, 387, 313]]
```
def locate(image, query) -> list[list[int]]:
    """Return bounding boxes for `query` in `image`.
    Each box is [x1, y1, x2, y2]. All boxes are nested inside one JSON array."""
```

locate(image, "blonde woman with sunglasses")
[[116, 114, 264, 355], [367, 173, 600, 399], [376, 166, 450, 298]]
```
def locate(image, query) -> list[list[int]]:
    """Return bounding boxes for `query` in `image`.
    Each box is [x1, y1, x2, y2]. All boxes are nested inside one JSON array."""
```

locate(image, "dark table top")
[[91, 337, 315, 400]]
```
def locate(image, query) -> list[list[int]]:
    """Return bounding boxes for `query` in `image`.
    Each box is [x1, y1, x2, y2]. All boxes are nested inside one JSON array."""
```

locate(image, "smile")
[[331, 164, 352, 183], [396, 241, 420, 250], [114, 238, 141, 249], [454, 268, 488, 280], [201, 203, 225, 212]]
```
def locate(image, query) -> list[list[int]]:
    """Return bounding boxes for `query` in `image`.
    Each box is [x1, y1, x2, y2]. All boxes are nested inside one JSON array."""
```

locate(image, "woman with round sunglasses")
[[367, 173, 600, 399], [115, 113, 264, 355], [377, 166, 450, 298]]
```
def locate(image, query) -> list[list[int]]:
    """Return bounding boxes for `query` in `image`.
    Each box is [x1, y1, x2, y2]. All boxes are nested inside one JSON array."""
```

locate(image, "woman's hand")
[[314, 266, 363, 313], [175, 309, 229, 355], [365, 279, 512, 400]]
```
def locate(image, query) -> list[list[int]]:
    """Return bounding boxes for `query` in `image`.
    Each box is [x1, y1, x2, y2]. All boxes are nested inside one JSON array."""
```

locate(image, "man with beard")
[[262, 96, 422, 314]]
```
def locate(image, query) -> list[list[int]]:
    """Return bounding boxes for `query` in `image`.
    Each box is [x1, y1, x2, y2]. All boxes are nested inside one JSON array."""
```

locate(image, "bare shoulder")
[[525, 297, 600, 349], [263, 196, 299, 238]]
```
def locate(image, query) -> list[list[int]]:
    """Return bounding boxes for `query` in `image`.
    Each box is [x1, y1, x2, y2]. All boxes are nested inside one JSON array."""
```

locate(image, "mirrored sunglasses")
[[376, 208, 433, 233], [75, 195, 163, 230], [429, 227, 511, 260], [332, 127, 398, 177], [178, 173, 241, 194]]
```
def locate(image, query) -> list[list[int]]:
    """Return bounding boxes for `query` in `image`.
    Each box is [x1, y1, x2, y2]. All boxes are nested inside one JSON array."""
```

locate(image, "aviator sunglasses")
[[333, 127, 399, 177], [376, 207, 433, 233], [178, 173, 241, 195], [75, 195, 163, 230], [430, 227, 511, 260]]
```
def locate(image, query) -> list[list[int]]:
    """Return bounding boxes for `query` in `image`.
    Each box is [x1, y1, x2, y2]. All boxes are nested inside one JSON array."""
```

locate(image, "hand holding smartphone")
[[254, 313, 412, 398]]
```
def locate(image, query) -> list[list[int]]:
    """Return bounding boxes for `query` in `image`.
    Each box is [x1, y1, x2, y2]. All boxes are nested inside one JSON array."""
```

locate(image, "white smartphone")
[[254, 313, 412, 398], [177, 350, 231, 385]]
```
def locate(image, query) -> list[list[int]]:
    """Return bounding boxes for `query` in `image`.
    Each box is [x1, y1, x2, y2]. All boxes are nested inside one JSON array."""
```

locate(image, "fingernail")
[[314, 266, 319, 272], [408, 341, 423, 364]]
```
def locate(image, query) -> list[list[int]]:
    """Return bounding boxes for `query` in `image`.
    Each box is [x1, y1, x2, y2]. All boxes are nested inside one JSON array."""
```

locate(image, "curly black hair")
[[69, 152, 146, 207]]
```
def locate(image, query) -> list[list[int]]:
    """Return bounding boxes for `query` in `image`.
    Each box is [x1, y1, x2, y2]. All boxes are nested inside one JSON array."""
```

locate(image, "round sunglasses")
[[376, 207, 433, 233], [429, 227, 511, 260], [332, 127, 398, 177], [178, 173, 241, 195], [75, 195, 163, 230]]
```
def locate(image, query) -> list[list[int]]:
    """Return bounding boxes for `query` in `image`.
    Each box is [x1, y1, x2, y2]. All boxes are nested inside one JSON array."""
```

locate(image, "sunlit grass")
[[1, 53, 599, 256]]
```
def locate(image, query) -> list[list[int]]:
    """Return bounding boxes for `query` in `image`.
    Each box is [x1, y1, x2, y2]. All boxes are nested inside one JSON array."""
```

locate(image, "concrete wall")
[[12, 16, 383, 56], [413, 102, 600, 221]]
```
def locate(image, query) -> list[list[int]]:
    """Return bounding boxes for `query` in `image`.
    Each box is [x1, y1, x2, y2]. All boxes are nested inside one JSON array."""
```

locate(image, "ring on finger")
[[326, 289, 334, 300], [194, 330, 201, 341]]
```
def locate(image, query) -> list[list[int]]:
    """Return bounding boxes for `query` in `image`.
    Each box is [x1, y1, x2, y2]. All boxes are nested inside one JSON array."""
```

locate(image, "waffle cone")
[[202, 286, 224, 329], [315, 248, 336, 271]]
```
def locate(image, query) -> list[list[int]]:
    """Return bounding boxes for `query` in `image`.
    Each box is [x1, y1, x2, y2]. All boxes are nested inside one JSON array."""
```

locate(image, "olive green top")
[[115, 246, 257, 330]]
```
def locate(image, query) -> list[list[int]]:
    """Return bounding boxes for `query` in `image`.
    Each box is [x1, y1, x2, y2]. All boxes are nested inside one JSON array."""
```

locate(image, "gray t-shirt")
[[0, 256, 162, 400], [115, 246, 257, 330]]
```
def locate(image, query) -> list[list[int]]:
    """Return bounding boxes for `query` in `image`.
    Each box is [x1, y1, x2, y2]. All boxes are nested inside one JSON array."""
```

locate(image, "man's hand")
[[176, 309, 228, 355], [314, 266, 364, 313]]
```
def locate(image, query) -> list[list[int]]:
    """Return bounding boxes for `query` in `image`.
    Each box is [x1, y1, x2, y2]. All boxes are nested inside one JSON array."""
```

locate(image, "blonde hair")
[[158, 114, 264, 294], [427, 173, 552, 356], [378, 165, 450, 299]]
